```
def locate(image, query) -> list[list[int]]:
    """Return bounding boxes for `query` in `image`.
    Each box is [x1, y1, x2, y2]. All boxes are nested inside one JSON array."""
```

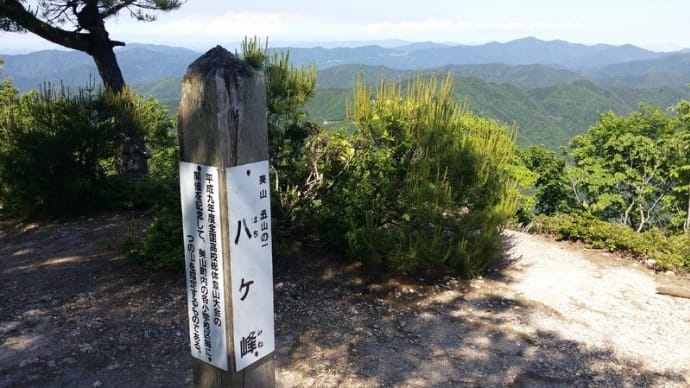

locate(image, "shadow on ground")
[[273, 234, 688, 387], [1, 216, 687, 387], [0, 213, 191, 388]]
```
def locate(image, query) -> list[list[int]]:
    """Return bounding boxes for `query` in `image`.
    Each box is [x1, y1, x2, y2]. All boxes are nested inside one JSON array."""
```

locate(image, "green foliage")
[[136, 208, 183, 271], [306, 70, 690, 151], [129, 93, 182, 269], [125, 143, 181, 270], [666, 99, 690, 233], [518, 145, 575, 216], [530, 213, 690, 270], [243, 40, 322, 253], [0, 79, 175, 216], [0, 83, 118, 214], [569, 106, 678, 232], [118, 92, 181, 270], [240, 36, 269, 69], [523, 101, 690, 272], [125, 61, 690, 152], [312, 74, 520, 276]]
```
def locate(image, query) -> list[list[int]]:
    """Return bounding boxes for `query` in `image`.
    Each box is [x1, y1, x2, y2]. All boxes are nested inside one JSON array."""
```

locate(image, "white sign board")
[[179, 161, 228, 371], [226, 160, 275, 371]]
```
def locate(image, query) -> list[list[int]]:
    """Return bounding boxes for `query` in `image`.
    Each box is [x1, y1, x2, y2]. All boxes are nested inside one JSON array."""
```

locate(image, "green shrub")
[[0, 84, 119, 215], [130, 144, 182, 270], [530, 213, 690, 271], [135, 208, 184, 271], [133, 48, 520, 277], [0, 81, 176, 216], [313, 74, 520, 276]]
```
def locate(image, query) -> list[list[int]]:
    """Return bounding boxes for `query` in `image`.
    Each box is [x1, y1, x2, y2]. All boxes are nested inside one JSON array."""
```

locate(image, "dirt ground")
[[1, 211, 689, 387]]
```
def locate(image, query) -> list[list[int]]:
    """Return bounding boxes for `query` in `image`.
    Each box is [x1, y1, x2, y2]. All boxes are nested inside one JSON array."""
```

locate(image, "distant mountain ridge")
[[306, 74, 690, 149], [277, 37, 672, 71], [1, 44, 200, 92], [3, 37, 690, 150], [1, 37, 686, 92]]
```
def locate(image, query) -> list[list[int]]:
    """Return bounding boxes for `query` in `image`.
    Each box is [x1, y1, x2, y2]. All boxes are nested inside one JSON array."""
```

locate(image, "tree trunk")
[[90, 44, 125, 94], [89, 44, 150, 178], [80, 0, 149, 178], [1, 0, 149, 177]]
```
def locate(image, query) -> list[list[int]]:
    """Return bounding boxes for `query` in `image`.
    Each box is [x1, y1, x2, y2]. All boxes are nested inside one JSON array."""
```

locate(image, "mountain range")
[[3, 37, 689, 91], [2, 37, 690, 148], [280, 37, 673, 71]]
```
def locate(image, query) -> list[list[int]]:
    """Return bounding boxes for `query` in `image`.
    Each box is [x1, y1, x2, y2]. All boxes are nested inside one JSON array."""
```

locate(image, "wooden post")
[[177, 46, 275, 387]]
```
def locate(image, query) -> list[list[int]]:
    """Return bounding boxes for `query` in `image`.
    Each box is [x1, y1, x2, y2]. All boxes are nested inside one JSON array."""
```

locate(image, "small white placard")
[[179, 161, 228, 371], [226, 160, 275, 371]]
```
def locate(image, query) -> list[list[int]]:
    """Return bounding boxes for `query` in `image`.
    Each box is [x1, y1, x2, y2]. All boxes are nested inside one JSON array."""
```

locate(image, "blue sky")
[[2, 0, 690, 52]]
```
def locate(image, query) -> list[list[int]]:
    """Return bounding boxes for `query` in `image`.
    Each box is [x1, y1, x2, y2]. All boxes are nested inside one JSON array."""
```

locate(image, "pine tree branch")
[[0, 0, 91, 51]]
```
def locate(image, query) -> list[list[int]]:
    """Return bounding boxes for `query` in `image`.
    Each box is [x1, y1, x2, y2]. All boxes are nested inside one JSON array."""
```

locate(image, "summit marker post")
[[177, 46, 275, 387]]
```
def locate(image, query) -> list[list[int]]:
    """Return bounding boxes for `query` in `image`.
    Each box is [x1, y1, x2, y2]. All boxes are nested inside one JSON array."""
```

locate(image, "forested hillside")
[[264, 37, 671, 70], [3, 37, 690, 274], [584, 52, 690, 87], [3, 38, 690, 149], [2, 44, 199, 92], [306, 72, 690, 148]]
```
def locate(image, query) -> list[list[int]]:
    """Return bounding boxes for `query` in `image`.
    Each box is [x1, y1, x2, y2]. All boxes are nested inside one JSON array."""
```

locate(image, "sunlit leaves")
[[569, 106, 680, 231]]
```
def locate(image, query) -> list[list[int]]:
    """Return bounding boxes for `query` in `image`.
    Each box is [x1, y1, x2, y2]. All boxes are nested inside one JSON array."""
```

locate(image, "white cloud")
[[367, 18, 580, 35], [107, 11, 322, 46], [6, 2, 690, 52]]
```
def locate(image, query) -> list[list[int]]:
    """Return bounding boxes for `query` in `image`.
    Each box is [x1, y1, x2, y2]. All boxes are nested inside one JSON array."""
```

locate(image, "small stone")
[[645, 259, 657, 268], [47, 360, 56, 368], [79, 343, 93, 353], [93, 380, 103, 387], [0, 321, 21, 335], [62, 357, 77, 365], [665, 270, 676, 276]]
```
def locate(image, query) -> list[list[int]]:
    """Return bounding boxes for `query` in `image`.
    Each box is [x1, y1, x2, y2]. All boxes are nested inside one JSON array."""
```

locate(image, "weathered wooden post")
[[177, 46, 275, 387]]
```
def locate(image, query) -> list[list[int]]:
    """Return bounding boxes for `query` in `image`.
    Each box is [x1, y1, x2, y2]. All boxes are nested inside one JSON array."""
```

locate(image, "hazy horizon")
[[1, 35, 687, 56], [2, 1, 690, 54]]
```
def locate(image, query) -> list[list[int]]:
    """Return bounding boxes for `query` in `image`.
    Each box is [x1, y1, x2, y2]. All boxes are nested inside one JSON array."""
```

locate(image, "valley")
[[3, 37, 690, 148]]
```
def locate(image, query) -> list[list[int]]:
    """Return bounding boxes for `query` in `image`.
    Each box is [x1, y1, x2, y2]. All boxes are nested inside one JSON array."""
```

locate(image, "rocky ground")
[[1, 212, 689, 387]]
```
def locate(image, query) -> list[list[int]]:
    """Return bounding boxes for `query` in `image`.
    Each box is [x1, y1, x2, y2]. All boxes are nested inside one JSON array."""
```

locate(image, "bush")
[[312, 75, 520, 276], [0, 81, 176, 216], [129, 41, 321, 270], [0, 77, 184, 269], [0, 84, 119, 215], [132, 48, 521, 277], [529, 213, 690, 271], [135, 208, 183, 271], [129, 143, 182, 271]]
